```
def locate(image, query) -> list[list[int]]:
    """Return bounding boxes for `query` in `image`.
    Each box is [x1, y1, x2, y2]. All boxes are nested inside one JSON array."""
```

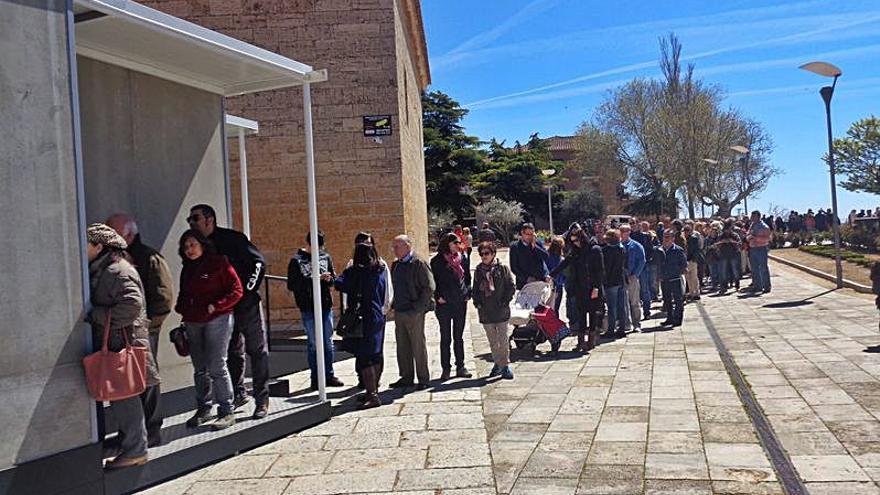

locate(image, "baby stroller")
[[509, 281, 571, 356]]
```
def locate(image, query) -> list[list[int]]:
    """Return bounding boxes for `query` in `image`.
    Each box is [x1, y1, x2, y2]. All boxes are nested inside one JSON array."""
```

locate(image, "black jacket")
[[287, 249, 335, 313], [631, 231, 656, 263], [430, 253, 472, 306], [550, 243, 604, 296], [509, 239, 549, 290], [391, 254, 436, 313], [601, 243, 627, 287], [472, 261, 515, 324], [685, 234, 704, 263], [209, 226, 265, 305]]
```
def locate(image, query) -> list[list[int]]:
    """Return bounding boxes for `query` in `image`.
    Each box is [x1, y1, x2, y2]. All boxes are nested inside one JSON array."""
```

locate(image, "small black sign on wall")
[[363, 115, 392, 136]]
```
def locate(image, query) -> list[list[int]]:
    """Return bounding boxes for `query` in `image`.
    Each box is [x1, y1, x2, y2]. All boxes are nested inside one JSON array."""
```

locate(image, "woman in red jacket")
[[175, 229, 243, 430]]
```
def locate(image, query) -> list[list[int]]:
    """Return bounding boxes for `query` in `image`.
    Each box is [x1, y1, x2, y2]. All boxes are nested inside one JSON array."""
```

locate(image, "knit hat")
[[87, 223, 128, 249]]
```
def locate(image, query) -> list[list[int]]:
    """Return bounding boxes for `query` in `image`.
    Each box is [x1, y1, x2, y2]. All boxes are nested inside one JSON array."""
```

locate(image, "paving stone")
[[577, 465, 645, 494], [812, 404, 876, 422], [400, 428, 485, 448], [520, 450, 588, 478], [490, 422, 548, 444], [353, 414, 427, 433], [507, 406, 561, 423], [696, 405, 749, 423], [510, 477, 578, 495], [776, 430, 848, 455], [649, 413, 701, 432], [325, 447, 427, 473], [282, 470, 398, 495], [587, 442, 646, 465], [538, 432, 593, 452], [395, 466, 494, 490], [297, 416, 359, 436], [701, 422, 758, 443], [187, 479, 291, 495], [245, 436, 327, 455], [264, 451, 334, 477], [428, 413, 484, 430], [603, 406, 650, 423], [790, 455, 871, 481], [645, 453, 709, 480], [427, 444, 491, 468], [644, 480, 712, 494], [710, 480, 784, 494], [647, 431, 703, 454], [595, 422, 648, 442], [607, 393, 651, 407], [548, 414, 600, 432], [200, 454, 277, 480], [804, 482, 880, 495]]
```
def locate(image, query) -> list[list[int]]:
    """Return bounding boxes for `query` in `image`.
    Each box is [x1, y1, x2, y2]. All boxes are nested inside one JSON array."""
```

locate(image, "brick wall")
[[144, 0, 429, 324]]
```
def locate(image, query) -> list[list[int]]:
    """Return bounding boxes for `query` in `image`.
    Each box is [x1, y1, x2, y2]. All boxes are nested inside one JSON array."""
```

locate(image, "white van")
[[605, 214, 632, 225]]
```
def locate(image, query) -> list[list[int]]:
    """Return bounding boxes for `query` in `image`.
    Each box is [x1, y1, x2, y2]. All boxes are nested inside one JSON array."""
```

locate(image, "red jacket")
[[175, 254, 243, 323]]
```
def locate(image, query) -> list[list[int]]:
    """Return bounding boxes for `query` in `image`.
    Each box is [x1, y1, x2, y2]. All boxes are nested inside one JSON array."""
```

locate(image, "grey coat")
[[88, 252, 160, 387]]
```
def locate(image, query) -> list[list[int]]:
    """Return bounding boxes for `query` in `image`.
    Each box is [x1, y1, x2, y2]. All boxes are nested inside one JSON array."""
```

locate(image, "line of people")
[[86, 204, 270, 469]]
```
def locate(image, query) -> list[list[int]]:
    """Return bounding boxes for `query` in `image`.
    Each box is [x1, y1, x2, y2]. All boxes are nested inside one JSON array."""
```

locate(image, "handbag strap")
[[102, 311, 131, 351]]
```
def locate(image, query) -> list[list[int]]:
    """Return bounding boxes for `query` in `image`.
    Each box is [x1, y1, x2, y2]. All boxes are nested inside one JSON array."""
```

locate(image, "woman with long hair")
[[546, 236, 566, 313], [335, 242, 388, 408], [431, 232, 472, 380], [550, 224, 605, 351], [175, 229, 243, 430]]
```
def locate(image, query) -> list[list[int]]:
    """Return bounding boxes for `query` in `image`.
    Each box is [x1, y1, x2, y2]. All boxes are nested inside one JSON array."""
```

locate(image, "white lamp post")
[[800, 61, 843, 288], [542, 169, 556, 234]]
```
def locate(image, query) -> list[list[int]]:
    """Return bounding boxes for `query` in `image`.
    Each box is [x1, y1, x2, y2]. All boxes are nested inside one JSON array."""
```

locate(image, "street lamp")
[[542, 169, 556, 234], [800, 60, 843, 288], [728, 145, 751, 213]]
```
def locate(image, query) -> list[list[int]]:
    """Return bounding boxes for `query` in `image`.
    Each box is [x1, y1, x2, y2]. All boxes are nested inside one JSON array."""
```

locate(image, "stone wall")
[[144, 0, 429, 324]]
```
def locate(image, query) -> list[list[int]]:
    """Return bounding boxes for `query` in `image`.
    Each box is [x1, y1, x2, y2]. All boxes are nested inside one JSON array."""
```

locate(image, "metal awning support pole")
[[303, 81, 326, 402], [238, 127, 252, 238]]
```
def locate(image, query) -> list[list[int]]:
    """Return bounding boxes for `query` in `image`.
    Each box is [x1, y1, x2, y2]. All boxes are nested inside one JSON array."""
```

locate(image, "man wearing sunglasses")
[[188, 204, 269, 419]]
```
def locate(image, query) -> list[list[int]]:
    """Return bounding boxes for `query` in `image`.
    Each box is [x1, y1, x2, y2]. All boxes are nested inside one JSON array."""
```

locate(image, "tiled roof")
[[545, 135, 577, 152]]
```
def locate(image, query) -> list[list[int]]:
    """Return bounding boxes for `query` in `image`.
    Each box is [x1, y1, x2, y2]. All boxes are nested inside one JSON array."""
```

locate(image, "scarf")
[[480, 260, 497, 296], [444, 252, 465, 280]]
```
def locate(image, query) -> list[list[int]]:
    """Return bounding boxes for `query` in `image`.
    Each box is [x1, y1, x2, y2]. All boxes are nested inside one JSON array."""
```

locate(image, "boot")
[[360, 365, 382, 409]]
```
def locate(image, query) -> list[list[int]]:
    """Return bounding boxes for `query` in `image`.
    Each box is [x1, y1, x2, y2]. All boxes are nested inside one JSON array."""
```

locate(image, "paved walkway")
[[144, 258, 880, 495]]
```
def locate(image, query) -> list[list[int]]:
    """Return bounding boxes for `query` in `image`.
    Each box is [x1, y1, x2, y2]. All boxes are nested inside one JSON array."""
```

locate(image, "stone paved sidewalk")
[[143, 256, 880, 495]]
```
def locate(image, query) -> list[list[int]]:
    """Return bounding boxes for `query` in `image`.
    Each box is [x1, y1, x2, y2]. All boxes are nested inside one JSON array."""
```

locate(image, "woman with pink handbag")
[[85, 223, 159, 469]]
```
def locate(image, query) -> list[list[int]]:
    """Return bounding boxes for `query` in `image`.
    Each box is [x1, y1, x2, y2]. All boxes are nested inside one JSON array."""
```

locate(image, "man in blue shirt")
[[620, 224, 646, 331]]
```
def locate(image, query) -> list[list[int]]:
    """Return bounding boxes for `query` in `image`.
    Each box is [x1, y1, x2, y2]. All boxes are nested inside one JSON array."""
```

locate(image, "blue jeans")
[[749, 246, 771, 291], [302, 310, 335, 381], [605, 285, 629, 332], [188, 314, 235, 415], [638, 269, 652, 315]]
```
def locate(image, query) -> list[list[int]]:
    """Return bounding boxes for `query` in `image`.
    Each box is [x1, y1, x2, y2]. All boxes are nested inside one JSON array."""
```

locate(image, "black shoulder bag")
[[336, 272, 364, 339]]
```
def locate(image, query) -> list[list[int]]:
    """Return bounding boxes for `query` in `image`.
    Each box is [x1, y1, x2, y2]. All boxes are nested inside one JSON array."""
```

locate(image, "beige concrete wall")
[[0, 0, 93, 468], [394, 0, 429, 258], [77, 57, 228, 393]]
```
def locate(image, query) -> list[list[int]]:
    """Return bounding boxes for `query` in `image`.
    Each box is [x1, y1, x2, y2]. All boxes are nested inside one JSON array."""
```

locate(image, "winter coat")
[[685, 234, 705, 264], [655, 244, 688, 282], [602, 243, 627, 287], [550, 242, 604, 298], [472, 260, 515, 324], [287, 248, 336, 314], [127, 235, 174, 333], [631, 230, 656, 263], [622, 238, 646, 278], [430, 253, 472, 306], [208, 226, 265, 305], [509, 239, 549, 289], [88, 252, 160, 387], [390, 254, 435, 314], [175, 254, 243, 323]]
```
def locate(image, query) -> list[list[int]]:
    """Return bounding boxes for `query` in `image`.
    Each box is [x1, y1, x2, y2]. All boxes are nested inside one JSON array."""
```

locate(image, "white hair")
[[393, 234, 412, 246], [106, 212, 139, 238]]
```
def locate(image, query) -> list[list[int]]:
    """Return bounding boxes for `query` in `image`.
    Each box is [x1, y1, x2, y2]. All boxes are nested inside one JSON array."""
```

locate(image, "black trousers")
[[436, 302, 467, 371], [227, 300, 270, 405], [660, 279, 684, 324]]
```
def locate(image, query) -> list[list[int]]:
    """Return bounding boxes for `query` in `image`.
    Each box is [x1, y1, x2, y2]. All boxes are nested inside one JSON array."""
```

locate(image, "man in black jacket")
[[188, 204, 270, 419], [288, 231, 345, 390], [509, 223, 550, 290]]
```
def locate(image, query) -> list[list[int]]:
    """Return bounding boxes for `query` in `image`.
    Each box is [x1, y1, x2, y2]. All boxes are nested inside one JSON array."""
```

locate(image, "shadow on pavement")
[[762, 288, 837, 309], [864, 345, 880, 354]]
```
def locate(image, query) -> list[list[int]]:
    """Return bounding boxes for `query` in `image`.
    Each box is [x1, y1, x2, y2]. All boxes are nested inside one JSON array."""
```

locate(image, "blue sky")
[[421, 0, 880, 217]]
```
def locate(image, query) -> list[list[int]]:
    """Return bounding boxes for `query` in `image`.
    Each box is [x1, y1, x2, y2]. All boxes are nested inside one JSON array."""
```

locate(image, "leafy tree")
[[475, 198, 524, 243], [471, 134, 563, 222], [428, 208, 456, 230], [832, 116, 880, 195], [423, 91, 486, 219], [556, 186, 605, 229]]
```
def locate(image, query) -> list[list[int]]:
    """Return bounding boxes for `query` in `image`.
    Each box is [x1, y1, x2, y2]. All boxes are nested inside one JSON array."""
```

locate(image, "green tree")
[[556, 186, 605, 229], [475, 198, 524, 243], [422, 91, 486, 219], [833, 116, 880, 194], [471, 134, 563, 222]]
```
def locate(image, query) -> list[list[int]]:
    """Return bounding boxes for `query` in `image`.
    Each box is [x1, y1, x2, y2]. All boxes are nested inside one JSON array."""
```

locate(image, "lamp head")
[[799, 61, 842, 78], [542, 169, 556, 177]]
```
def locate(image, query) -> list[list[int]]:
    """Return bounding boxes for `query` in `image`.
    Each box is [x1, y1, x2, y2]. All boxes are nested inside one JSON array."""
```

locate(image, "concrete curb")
[[769, 252, 873, 294]]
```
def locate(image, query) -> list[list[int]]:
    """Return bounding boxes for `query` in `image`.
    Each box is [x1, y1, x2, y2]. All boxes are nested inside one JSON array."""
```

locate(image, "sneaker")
[[501, 367, 514, 380], [389, 378, 414, 389], [326, 376, 345, 387], [252, 403, 269, 420], [488, 365, 501, 377], [185, 408, 213, 428], [212, 413, 236, 430], [456, 367, 473, 379], [233, 395, 250, 410], [439, 369, 451, 381], [762, 288, 771, 294]]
